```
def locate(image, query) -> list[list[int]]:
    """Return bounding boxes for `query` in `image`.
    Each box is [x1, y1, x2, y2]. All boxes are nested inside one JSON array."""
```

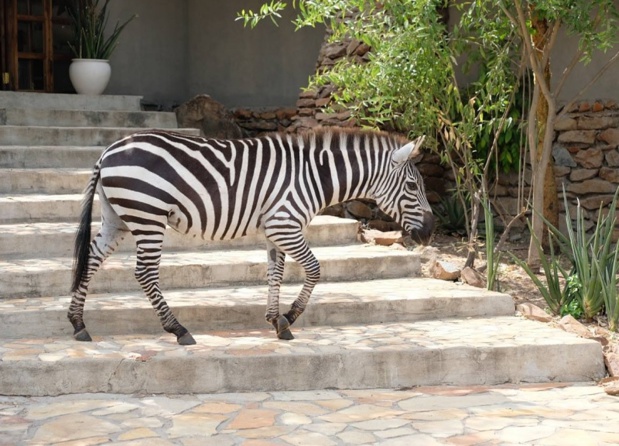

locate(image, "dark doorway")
[[1, 0, 73, 92]]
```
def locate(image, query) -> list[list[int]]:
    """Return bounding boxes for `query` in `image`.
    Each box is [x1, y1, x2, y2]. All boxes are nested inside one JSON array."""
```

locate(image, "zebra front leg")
[[68, 225, 126, 341], [134, 239, 196, 345], [283, 244, 320, 328], [265, 240, 292, 340], [265, 229, 320, 339]]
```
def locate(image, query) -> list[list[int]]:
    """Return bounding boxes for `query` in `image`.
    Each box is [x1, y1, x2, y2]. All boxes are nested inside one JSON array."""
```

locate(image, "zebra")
[[69, 128, 435, 345]]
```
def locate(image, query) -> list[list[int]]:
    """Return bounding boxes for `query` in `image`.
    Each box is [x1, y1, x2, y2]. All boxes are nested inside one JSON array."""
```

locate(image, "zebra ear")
[[392, 135, 426, 166]]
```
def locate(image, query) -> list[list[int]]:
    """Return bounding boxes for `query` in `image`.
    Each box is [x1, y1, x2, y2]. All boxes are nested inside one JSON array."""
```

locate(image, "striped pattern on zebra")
[[69, 128, 435, 345]]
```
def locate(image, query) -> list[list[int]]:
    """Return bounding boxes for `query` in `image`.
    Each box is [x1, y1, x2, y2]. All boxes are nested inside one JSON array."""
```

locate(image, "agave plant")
[[68, 0, 136, 60]]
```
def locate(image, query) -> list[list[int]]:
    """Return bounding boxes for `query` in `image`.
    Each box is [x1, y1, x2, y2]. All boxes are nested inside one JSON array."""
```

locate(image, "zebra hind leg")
[[68, 224, 127, 341], [133, 235, 196, 345], [264, 240, 293, 340]]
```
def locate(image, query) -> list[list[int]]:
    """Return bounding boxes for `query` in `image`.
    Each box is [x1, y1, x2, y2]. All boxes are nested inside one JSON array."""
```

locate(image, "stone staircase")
[[0, 92, 606, 397]]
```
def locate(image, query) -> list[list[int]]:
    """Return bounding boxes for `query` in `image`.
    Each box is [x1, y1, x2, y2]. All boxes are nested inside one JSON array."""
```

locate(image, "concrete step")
[[0, 278, 515, 339], [0, 216, 359, 258], [0, 108, 178, 128], [0, 316, 604, 396], [0, 91, 142, 111], [0, 146, 104, 168], [0, 244, 421, 298], [0, 193, 97, 223], [0, 126, 200, 146], [0, 168, 91, 194]]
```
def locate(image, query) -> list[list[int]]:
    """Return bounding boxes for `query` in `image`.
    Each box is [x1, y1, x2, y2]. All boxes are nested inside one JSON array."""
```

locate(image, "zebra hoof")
[[276, 315, 294, 341], [74, 329, 92, 342], [177, 332, 197, 345]]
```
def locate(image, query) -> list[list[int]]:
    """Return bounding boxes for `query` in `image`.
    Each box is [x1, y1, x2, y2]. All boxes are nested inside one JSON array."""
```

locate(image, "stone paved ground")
[[2, 383, 619, 445]]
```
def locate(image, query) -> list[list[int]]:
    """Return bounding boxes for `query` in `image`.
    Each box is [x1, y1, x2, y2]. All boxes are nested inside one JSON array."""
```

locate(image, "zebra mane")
[[296, 126, 409, 149]]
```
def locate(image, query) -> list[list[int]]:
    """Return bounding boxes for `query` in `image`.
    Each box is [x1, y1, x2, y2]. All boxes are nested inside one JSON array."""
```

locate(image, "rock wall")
[[552, 100, 619, 232], [232, 107, 297, 136]]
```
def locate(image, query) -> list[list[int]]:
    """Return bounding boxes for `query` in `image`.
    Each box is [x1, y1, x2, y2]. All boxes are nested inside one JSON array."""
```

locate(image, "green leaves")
[[236, 1, 287, 28], [515, 186, 619, 329], [67, 0, 136, 60], [510, 222, 571, 315]]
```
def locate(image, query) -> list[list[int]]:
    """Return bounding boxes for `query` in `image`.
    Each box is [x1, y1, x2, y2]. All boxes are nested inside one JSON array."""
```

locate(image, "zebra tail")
[[71, 162, 101, 293]]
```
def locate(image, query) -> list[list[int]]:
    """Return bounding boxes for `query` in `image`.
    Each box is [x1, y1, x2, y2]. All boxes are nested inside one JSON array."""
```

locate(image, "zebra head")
[[374, 135, 435, 245]]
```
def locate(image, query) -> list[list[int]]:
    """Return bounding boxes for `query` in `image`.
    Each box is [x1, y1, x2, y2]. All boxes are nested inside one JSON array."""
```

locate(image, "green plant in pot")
[[68, 0, 136, 95]]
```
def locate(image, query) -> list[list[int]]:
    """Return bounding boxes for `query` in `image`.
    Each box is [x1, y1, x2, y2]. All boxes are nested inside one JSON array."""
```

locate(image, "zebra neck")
[[311, 130, 393, 209]]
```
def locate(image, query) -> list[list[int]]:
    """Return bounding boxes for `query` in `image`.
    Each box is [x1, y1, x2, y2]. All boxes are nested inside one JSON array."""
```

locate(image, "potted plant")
[[67, 0, 136, 95]]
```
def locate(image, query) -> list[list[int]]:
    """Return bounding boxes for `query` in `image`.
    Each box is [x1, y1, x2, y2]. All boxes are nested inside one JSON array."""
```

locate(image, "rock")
[[600, 377, 619, 396], [355, 43, 371, 57], [363, 229, 403, 246], [296, 98, 315, 108], [557, 130, 596, 145], [516, 303, 553, 323], [323, 42, 347, 59], [298, 89, 316, 99], [573, 148, 604, 168], [554, 166, 571, 177], [346, 39, 361, 56], [605, 353, 619, 377], [460, 267, 485, 288], [175, 94, 243, 139], [554, 117, 577, 131], [276, 108, 297, 120], [599, 128, 619, 146], [558, 314, 591, 338], [606, 149, 619, 167], [315, 97, 331, 108], [579, 194, 614, 210], [578, 116, 617, 130], [552, 145, 577, 167], [346, 201, 373, 219], [567, 179, 616, 195], [569, 168, 598, 182], [431, 260, 461, 281], [600, 167, 619, 183]]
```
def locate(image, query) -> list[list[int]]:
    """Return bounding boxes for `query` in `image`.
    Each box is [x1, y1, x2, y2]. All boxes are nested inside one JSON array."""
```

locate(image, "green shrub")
[[511, 222, 570, 315], [433, 192, 469, 235], [514, 187, 619, 330]]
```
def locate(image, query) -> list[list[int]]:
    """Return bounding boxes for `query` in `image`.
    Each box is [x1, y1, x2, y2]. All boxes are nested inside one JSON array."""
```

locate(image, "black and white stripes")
[[69, 128, 434, 344]]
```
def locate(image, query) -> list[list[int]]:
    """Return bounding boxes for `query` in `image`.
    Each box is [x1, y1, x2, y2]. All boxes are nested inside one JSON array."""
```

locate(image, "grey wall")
[[551, 26, 619, 104], [186, 1, 324, 108], [106, 0, 188, 108], [105, 1, 617, 109], [106, 0, 324, 109]]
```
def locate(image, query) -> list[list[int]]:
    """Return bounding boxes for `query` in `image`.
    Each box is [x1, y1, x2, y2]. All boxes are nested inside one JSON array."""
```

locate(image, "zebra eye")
[[406, 180, 418, 191]]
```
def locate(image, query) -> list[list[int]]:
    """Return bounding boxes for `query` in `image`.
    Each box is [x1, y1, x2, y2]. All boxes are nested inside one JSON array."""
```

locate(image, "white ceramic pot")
[[69, 59, 111, 95]]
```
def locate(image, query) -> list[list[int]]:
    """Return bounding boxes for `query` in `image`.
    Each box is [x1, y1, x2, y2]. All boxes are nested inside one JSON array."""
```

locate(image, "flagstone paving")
[[1, 383, 619, 445]]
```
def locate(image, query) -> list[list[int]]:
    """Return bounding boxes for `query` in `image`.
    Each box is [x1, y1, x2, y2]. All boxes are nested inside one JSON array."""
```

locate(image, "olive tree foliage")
[[496, 0, 619, 267], [241, 0, 619, 272], [239, 0, 523, 272]]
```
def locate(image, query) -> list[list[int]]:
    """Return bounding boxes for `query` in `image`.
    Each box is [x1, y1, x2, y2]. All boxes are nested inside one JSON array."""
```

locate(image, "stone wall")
[[552, 100, 619, 232], [232, 107, 297, 136]]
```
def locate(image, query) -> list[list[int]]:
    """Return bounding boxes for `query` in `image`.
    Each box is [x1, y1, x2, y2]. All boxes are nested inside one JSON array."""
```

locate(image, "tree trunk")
[[527, 10, 559, 267]]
